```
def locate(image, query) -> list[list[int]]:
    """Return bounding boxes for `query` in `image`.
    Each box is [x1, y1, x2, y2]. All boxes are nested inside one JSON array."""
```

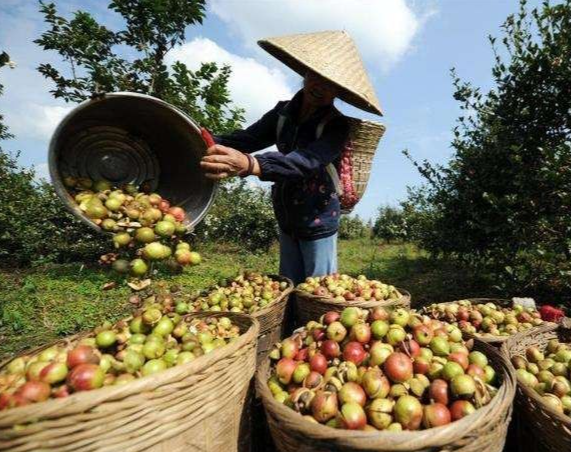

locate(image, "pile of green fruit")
[[267, 306, 499, 431], [296, 274, 403, 302], [181, 272, 290, 314], [65, 177, 201, 276], [512, 339, 571, 416], [423, 300, 543, 338], [0, 309, 240, 410]]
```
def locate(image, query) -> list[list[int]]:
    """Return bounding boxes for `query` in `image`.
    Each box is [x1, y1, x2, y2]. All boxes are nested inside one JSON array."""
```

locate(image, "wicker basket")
[[294, 288, 411, 328], [0, 312, 259, 452], [423, 298, 552, 346], [256, 338, 515, 452], [346, 118, 385, 201], [502, 319, 570, 452], [251, 275, 294, 364]]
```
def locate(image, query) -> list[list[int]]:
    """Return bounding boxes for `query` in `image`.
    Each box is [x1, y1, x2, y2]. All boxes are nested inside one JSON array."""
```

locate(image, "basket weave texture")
[[250, 275, 294, 364], [0, 312, 259, 452], [424, 298, 553, 346], [346, 118, 385, 201], [502, 319, 571, 452], [294, 288, 410, 328], [256, 338, 515, 452]]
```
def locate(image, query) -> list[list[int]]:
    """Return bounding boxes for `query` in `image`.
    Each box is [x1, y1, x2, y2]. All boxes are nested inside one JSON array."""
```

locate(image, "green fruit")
[[442, 361, 464, 381], [144, 242, 168, 261], [176, 351, 195, 365], [96, 330, 117, 348], [101, 218, 118, 231], [129, 334, 147, 345], [93, 180, 112, 192], [430, 337, 450, 356], [155, 221, 176, 237], [130, 259, 148, 277], [105, 198, 122, 211], [113, 232, 131, 247], [142, 359, 167, 376], [163, 349, 179, 367], [136, 227, 156, 243], [468, 351, 488, 368], [112, 259, 130, 274], [143, 340, 166, 359], [371, 320, 389, 339], [124, 351, 145, 373], [153, 317, 174, 337], [175, 302, 190, 315]]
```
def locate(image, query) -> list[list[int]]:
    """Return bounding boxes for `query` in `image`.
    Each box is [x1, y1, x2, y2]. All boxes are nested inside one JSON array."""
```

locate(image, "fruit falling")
[[187, 272, 290, 314], [0, 313, 240, 410], [267, 307, 499, 431], [423, 300, 543, 338], [512, 339, 571, 417], [65, 177, 201, 277], [296, 274, 403, 302]]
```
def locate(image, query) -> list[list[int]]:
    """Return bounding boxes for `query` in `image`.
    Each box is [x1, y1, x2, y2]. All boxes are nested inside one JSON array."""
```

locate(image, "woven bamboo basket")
[[502, 319, 570, 452], [423, 298, 552, 346], [346, 118, 385, 201], [0, 312, 259, 452], [294, 288, 411, 328], [256, 338, 515, 452], [251, 275, 294, 364]]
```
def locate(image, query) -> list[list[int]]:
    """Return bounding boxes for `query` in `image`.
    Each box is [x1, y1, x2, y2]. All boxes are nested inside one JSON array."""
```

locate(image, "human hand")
[[200, 145, 250, 180]]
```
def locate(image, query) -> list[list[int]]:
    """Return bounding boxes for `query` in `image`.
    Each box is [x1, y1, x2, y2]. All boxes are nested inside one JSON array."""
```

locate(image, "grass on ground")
[[0, 239, 493, 360]]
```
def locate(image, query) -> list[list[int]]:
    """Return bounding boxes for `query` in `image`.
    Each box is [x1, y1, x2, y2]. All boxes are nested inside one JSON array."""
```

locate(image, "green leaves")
[[34, 0, 242, 133], [405, 0, 571, 299]]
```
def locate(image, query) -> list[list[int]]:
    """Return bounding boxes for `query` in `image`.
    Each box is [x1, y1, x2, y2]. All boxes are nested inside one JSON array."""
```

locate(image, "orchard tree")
[[0, 52, 13, 142], [35, 0, 244, 133], [407, 0, 571, 296]]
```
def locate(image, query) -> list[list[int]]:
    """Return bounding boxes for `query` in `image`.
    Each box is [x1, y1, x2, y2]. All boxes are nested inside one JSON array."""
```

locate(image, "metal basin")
[[48, 92, 216, 232]]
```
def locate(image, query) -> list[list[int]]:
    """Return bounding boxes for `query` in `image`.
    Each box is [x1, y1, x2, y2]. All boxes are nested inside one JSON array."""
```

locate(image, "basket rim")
[[0, 312, 259, 425], [502, 320, 571, 427], [293, 287, 411, 309], [256, 338, 515, 449], [251, 274, 293, 319], [423, 299, 555, 344]]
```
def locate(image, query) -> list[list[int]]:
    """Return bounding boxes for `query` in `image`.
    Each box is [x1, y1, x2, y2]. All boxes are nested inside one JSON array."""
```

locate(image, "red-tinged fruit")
[[423, 403, 452, 428], [394, 395, 423, 430], [449, 400, 476, 421], [39, 363, 68, 385], [67, 345, 100, 369], [399, 339, 420, 358], [338, 402, 367, 430], [350, 323, 371, 344], [303, 371, 324, 390], [323, 311, 340, 325], [361, 368, 390, 399], [467, 364, 485, 379], [67, 364, 105, 392], [413, 357, 430, 375], [53, 385, 70, 398], [384, 352, 413, 383], [281, 337, 300, 359], [338, 382, 367, 406], [168, 206, 185, 222], [428, 379, 449, 405], [343, 342, 366, 366], [449, 352, 469, 371], [311, 391, 338, 422], [321, 340, 341, 359], [17, 381, 51, 403], [310, 354, 328, 375], [295, 348, 309, 362], [276, 358, 297, 385]]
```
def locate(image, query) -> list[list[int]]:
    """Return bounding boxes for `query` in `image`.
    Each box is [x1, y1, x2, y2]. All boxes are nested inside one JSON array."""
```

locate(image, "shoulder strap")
[[276, 101, 289, 142], [319, 108, 343, 196]]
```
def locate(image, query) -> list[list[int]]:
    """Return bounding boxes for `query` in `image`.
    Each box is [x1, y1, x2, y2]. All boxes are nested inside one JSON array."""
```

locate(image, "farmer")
[[200, 30, 382, 285]]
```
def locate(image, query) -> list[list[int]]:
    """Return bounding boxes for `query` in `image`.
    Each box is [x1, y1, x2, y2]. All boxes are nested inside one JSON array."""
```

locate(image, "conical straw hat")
[[258, 30, 382, 116]]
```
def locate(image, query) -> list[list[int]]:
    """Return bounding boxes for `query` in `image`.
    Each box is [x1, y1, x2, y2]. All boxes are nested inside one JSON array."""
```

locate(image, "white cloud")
[[7, 104, 72, 141], [209, 0, 434, 72], [167, 37, 293, 125]]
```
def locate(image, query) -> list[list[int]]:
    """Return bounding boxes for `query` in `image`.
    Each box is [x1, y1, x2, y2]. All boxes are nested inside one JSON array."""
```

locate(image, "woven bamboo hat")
[[258, 30, 382, 116]]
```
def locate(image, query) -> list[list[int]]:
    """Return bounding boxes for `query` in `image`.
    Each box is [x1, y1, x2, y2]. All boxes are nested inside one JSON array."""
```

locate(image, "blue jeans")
[[279, 230, 338, 285]]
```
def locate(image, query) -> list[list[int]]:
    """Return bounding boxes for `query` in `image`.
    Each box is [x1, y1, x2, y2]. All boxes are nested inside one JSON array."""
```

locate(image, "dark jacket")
[[214, 90, 350, 240]]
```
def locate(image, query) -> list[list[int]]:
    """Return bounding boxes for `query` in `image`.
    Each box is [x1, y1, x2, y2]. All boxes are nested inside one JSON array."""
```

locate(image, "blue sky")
[[0, 0, 545, 220]]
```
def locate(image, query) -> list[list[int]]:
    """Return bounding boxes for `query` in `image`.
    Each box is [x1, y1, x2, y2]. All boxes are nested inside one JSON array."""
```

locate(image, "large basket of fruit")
[[187, 272, 294, 364], [0, 311, 259, 452], [257, 306, 515, 452], [502, 319, 571, 452], [294, 274, 410, 328], [423, 298, 549, 345]]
